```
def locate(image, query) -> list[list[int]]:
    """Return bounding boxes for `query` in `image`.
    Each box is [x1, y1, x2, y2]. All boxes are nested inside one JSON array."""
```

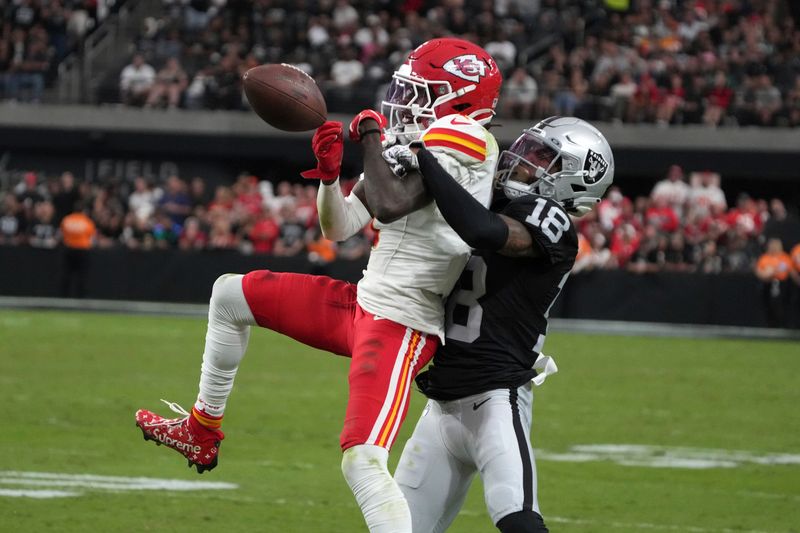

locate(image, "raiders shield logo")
[[443, 54, 487, 83], [584, 149, 608, 184]]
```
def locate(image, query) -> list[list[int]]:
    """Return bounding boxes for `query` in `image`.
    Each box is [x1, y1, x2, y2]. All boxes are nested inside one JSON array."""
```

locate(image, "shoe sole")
[[135, 422, 220, 474]]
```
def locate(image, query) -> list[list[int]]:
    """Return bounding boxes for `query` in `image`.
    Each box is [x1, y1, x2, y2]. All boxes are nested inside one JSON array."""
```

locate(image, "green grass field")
[[2, 309, 799, 532]]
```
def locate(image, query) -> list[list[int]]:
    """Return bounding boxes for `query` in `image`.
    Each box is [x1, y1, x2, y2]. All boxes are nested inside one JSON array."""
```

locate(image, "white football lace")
[[141, 399, 190, 427], [161, 399, 190, 418]]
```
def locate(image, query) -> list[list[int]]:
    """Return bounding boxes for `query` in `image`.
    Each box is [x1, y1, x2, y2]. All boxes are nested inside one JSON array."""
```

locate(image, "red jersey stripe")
[[425, 127, 486, 148], [424, 138, 487, 161]]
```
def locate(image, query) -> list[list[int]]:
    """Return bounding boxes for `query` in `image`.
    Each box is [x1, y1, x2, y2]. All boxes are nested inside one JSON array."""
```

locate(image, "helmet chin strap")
[[467, 107, 496, 125], [395, 123, 424, 145]]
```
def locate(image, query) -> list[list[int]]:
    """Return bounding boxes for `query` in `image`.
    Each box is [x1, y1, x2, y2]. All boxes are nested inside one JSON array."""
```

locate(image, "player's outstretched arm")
[[350, 113, 431, 224], [303, 121, 372, 241], [415, 148, 540, 258]]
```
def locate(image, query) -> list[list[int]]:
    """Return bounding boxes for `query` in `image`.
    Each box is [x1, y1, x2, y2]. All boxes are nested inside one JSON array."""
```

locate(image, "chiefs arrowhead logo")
[[583, 149, 609, 184], [443, 54, 487, 83]]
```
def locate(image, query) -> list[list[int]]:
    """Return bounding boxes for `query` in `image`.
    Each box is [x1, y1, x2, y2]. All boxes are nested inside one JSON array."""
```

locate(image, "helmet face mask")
[[496, 117, 615, 216], [496, 135, 562, 199], [381, 70, 441, 142]]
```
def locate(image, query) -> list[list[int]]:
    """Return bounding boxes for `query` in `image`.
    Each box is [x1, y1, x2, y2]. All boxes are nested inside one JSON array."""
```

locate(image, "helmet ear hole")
[[571, 184, 587, 193], [452, 103, 471, 112]]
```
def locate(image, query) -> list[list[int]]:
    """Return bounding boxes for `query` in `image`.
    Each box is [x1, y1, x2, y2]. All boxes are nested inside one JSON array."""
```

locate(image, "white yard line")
[[549, 516, 772, 533], [0, 488, 79, 499], [0, 471, 238, 499], [738, 490, 800, 502], [535, 444, 800, 470]]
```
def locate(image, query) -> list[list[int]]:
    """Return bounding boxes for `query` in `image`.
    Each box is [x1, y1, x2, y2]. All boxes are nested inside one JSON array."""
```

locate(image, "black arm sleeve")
[[416, 148, 509, 251]]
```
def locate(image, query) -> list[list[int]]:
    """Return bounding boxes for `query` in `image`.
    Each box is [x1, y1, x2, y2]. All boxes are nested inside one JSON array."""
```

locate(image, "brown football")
[[242, 63, 327, 132]]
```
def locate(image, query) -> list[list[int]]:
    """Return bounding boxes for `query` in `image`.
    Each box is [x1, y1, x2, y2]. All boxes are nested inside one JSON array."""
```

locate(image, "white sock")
[[342, 444, 413, 533], [194, 274, 256, 417]]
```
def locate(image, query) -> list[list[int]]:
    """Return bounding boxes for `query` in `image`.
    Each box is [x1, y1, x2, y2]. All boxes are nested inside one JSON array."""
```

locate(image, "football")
[[242, 63, 327, 132]]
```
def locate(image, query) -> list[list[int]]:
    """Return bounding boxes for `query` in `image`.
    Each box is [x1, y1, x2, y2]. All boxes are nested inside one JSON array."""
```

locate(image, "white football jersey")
[[357, 115, 498, 340]]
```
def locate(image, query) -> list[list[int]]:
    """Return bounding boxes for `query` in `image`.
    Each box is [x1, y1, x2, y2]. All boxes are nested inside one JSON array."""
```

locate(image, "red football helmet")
[[381, 38, 502, 142]]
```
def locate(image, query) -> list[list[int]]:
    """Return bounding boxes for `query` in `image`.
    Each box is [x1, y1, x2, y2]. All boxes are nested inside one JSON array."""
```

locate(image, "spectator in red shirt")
[[645, 196, 680, 233], [656, 73, 686, 126], [703, 70, 733, 126], [247, 207, 280, 254], [726, 194, 763, 238], [233, 175, 263, 219], [616, 195, 645, 232], [610, 223, 642, 267], [178, 216, 208, 251], [630, 72, 661, 122], [683, 210, 707, 247]]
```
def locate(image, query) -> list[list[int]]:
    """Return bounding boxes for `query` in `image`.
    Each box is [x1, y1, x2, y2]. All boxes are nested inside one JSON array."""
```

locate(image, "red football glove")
[[348, 110, 388, 143], [301, 121, 344, 183]]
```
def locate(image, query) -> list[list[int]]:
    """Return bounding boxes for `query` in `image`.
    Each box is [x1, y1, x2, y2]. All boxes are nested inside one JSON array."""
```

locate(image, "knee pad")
[[209, 273, 253, 326], [341, 444, 390, 487], [341, 445, 412, 532], [496, 510, 549, 533], [210, 273, 244, 310]]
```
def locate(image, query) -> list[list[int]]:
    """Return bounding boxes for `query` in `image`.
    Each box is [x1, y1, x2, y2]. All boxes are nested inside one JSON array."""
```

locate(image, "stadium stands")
[[0, 0, 112, 102], [0, 170, 374, 262], [2, 166, 799, 275], [1, 2, 799, 278], [3, 0, 799, 125]]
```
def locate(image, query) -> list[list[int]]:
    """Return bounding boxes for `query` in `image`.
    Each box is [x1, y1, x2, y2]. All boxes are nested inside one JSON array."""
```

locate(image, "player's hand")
[[301, 121, 343, 184], [349, 110, 388, 143], [382, 144, 419, 177]]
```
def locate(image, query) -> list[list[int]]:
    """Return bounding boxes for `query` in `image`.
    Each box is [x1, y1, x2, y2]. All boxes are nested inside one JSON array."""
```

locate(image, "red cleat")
[[135, 400, 224, 474]]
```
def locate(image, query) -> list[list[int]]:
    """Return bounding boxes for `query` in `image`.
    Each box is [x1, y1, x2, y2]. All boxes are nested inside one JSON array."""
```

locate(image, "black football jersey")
[[417, 194, 578, 401]]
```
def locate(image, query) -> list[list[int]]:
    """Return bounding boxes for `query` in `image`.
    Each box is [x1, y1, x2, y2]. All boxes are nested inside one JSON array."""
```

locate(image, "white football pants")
[[395, 384, 541, 532]]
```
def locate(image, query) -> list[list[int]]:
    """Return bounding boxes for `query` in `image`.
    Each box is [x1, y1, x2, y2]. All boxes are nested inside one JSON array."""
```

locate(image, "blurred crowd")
[[0, 0, 110, 102], [570, 164, 800, 326], [3, 164, 800, 275], [3, 165, 799, 325], [573, 165, 800, 274], [0, 170, 375, 264], [111, 0, 800, 127], [3, 0, 799, 127]]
